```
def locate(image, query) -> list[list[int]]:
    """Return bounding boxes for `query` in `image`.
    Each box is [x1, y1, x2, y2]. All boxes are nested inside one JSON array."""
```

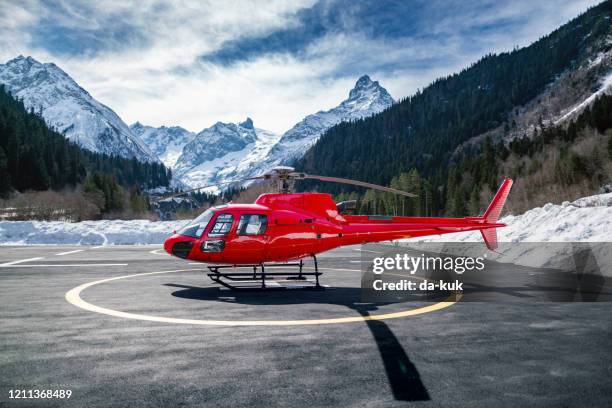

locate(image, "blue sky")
[[0, 0, 601, 133]]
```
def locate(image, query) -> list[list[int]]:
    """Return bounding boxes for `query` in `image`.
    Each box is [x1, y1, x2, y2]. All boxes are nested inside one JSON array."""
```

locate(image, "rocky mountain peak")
[[353, 74, 374, 88], [7, 55, 37, 66], [347, 74, 393, 105], [131, 121, 144, 130], [4, 55, 67, 83], [240, 117, 254, 129]]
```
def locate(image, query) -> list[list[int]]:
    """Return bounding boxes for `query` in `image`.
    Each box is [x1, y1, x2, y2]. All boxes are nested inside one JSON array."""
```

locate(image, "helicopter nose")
[[164, 234, 196, 259], [164, 236, 173, 255]]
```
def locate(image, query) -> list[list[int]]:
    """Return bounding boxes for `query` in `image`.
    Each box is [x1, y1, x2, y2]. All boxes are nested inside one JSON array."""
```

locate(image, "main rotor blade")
[[151, 176, 265, 202], [303, 174, 418, 198]]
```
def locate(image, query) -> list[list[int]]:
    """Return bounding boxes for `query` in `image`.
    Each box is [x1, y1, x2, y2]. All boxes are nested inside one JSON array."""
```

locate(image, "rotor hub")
[[263, 167, 306, 193]]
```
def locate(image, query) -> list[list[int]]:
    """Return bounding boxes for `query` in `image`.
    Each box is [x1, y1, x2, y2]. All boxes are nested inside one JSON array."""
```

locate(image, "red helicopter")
[[163, 167, 513, 290]]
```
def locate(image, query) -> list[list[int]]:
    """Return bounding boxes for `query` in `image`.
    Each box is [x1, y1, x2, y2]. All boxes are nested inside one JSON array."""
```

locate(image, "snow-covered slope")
[[0, 56, 157, 162], [246, 75, 394, 177], [554, 69, 612, 125], [1, 193, 610, 246], [130, 122, 195, 168], [173, 118, 281, 189]]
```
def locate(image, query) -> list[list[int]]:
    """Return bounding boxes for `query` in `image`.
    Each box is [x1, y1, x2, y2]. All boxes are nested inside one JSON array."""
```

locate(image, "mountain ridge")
[[172, 118, 280, 190], [232, 74, 395, 186], [265, 74, 394, 163], [0, 54, 395, 189], [152, 74, 394, 189], [130, 122, 194, 168]]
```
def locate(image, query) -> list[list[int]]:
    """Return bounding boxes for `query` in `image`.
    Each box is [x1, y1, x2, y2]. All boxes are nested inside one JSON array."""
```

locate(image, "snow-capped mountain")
[[130, 122, 195, 168], [170, 75, 393, 188], [271, 75, 394, 163], [173, 118, 281, 189], [0, 56, 157, 162], [241, 75, 394, 180]]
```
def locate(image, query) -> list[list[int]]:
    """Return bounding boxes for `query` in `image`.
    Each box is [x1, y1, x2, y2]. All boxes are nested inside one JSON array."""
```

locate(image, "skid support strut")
[[206, 254, 323, 291]]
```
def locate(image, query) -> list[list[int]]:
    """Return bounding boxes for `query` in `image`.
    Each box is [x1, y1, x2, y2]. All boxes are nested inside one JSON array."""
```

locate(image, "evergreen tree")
[[0, 146, 10, 198]]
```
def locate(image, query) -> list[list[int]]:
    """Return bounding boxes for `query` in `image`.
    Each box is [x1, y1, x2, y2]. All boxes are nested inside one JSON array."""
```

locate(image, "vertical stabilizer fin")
[[480, 177, 513, 250], [483, 177, 513, 223]]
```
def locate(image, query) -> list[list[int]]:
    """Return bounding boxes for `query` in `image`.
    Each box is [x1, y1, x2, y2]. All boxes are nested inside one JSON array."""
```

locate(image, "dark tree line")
[[0, 85, 171, 199], [295, 1, 612, 215]]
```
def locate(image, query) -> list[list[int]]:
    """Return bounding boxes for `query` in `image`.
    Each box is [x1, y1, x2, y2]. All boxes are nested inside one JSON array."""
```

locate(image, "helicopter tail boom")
[[340, 178, 513, 250]]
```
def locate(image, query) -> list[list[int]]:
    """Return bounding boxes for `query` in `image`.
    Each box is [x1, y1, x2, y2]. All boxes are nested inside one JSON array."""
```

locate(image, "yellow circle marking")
[[65, 268, 460, 326]]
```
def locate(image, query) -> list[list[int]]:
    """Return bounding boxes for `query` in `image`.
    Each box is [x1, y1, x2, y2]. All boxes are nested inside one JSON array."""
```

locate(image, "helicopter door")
[[267, 212, 317, 261], [230, 214, 269, 264]]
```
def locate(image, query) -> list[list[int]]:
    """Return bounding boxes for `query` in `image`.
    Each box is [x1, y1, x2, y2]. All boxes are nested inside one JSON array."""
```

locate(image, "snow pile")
[[409, 193, 612, 274], [0, 219, 185, 245], [571, 193, 612, 208], [416, 192, 612, 244]]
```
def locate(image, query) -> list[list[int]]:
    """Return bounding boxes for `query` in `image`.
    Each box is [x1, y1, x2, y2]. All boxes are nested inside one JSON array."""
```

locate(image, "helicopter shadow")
[[166, 284, 430, 401]]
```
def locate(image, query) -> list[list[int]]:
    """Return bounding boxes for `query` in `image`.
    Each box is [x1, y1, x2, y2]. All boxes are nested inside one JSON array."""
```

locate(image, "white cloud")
[[0, 0, 603, 134]]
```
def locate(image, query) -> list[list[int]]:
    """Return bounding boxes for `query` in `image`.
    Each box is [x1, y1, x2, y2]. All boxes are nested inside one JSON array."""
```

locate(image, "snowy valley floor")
[[0, 219, 184, 245]]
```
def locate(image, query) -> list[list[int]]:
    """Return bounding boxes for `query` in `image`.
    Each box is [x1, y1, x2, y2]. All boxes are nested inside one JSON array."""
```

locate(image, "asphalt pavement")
[[0, 245, 611, 407]]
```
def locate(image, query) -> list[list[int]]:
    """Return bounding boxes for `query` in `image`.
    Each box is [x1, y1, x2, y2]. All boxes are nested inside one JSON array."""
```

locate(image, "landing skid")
[[206, 255, 324, 291]]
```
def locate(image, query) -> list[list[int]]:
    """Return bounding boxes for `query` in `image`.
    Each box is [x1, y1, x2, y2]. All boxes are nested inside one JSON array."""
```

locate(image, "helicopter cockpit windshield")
[[177, 205, 228, 238]]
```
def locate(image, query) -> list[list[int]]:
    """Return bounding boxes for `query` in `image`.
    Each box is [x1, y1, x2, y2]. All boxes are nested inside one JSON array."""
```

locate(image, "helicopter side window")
[[208, 213, 234, 236], [237, 214, 268, 236]]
